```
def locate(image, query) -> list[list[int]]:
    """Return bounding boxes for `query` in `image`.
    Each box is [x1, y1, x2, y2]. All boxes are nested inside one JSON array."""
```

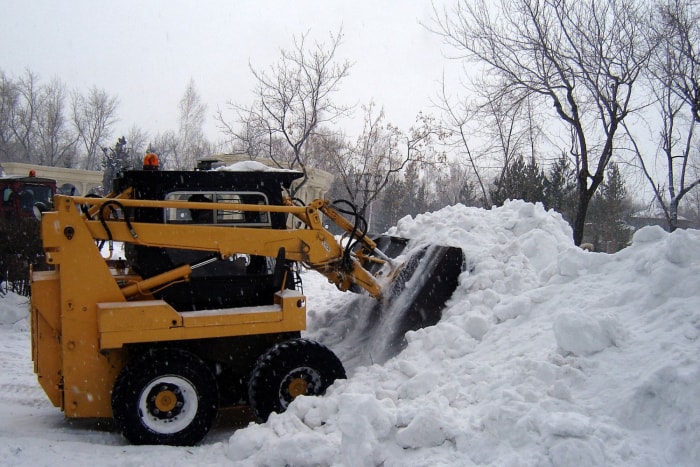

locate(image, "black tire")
[[111, 348, 219, 446], [248, 338, 346, 421]]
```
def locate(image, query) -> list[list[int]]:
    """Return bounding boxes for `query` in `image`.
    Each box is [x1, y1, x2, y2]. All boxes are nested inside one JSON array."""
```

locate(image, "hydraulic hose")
[[98, 200, 138, 258], [331, 199, 369, 272]]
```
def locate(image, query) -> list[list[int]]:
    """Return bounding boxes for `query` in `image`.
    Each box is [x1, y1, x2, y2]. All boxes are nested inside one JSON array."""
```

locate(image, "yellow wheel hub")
[[287, 378, 309, 398], [154, 389, 178, 412]]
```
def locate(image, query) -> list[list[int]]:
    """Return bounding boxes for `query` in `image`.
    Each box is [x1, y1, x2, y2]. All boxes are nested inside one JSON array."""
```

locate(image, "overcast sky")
[[1, 0, 459, 142]]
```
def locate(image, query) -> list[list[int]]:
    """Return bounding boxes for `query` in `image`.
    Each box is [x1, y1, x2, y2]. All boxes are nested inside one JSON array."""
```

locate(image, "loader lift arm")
[[47, 195, 394, 300]]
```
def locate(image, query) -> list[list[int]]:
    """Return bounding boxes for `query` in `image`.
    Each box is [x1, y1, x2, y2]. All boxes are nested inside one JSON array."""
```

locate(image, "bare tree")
[[0, 70, 20, 162], [327, 104, 449, 230], [36, 78, 75, 167], [483, 94, 540, 200], [2, 70, 75, 166], [173, 78, 210, 169], [432, 0, 653, 245], [664, 1, 700, 123], [1, 70, 124, 170], [8, 70, 42, 163], [329, 103, 393, 222], [124, 125, 150, 166], [71, 86, 119, 170], [148, 130, 179, 169], [303, 129, 347, 174], [217, 29, 351, 194], [436, 76, 543, 208], [625, 0, 700, 231], [439, 159, 481, 207]]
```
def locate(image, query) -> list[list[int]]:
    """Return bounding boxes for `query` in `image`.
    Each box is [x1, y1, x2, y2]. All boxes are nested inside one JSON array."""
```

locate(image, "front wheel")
[[111, 348, 219, 446], [248, 338, 345, 421]]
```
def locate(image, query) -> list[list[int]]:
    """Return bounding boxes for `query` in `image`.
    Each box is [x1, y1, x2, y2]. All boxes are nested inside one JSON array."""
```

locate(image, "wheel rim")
[[138, 375, 198, 434], [279, 367, 322, 409], [287, 378, 309, 398]]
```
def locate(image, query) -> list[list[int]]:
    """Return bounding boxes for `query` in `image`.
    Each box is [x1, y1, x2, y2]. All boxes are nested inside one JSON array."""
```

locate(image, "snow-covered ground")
[[1, 200, 699, 466]]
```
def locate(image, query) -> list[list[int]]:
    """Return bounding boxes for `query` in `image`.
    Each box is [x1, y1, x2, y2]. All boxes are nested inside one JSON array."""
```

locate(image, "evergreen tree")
[[457, 178, 480, 208], [400, 162, 422, 217], [374, 174, 406, 233], [490, 155, 546, 206], [587, 163, 632, 251], [544, 153, 577, 222], [101, 136, 131, 193]]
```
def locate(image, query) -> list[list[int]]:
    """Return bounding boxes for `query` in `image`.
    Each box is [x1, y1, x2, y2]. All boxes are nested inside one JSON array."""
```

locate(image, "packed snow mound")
[[1, 200, 698, 466], [229, 201, 700, 466], [308, 200, 576, 370]]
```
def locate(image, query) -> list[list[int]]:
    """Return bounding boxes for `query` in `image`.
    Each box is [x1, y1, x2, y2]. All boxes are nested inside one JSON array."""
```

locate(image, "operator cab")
[[114, 162, 304, 311]]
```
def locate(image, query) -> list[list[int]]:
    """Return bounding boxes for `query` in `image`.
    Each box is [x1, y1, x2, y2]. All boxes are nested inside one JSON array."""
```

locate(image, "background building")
[[0, 162, 102, 195]]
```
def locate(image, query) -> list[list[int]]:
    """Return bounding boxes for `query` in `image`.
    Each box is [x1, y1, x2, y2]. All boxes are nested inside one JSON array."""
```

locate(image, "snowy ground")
[[1, 200, 699, 466]]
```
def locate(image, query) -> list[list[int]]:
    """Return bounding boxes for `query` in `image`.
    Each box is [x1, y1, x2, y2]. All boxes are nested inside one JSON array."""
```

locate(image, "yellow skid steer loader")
[[30, 157, 463, 445]]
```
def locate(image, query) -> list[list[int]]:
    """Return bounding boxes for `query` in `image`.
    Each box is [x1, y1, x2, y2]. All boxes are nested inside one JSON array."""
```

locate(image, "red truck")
[[0, 170, 56, 219]]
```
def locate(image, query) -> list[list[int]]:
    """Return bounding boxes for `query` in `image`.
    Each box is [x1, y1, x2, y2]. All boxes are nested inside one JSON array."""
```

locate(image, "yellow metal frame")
[[31, 193, 389, 419], [97, 291, 306, 350]]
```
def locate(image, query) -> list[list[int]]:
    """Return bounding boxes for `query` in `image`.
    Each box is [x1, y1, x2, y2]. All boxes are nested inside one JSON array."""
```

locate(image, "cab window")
[[164, 191, 270, 226]]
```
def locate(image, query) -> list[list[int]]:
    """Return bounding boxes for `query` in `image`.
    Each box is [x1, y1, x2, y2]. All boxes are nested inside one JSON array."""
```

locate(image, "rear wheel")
[[248, 338, 345, 421], [112, 348, 219, 446]]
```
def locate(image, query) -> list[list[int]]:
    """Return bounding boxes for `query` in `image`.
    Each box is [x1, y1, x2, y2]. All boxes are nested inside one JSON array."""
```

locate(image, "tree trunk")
[[669, 198, 679, 232], [572, 189, 594, 246]]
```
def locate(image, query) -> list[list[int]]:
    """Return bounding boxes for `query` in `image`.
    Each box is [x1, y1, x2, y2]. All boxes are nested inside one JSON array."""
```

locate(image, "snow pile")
[[0, 290, 28, 326], [1, 200, 699, 466], [227, 200, 700, 466], [213, 160, 299, 173]]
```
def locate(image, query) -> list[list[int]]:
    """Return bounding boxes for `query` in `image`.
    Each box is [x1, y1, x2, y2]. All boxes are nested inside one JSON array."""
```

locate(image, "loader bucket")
[[364, 236, 465, 362]]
